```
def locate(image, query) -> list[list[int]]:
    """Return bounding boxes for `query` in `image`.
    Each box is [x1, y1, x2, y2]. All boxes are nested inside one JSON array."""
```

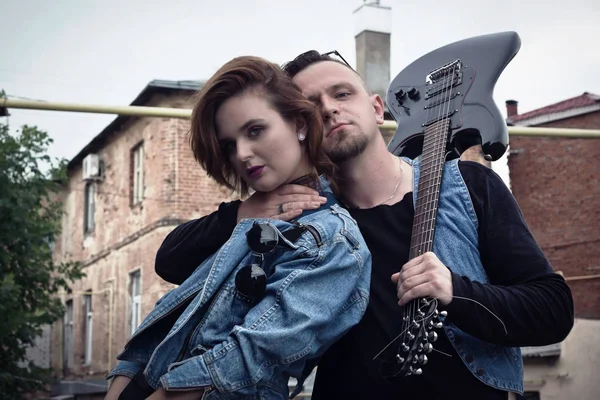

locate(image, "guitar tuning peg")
[[401, 343, 410, 352], [429, 320, 443, 329], [418, 355, 428, 365], [440, 310, 448, 317], [424, 343, 433, 354], [428, 331, 438, 342], [396, 354, 405, 364], [413, 368, 423, 375]]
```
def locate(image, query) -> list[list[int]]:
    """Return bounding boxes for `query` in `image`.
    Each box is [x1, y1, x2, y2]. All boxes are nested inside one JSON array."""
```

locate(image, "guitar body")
[[386, 31, 521, 161]]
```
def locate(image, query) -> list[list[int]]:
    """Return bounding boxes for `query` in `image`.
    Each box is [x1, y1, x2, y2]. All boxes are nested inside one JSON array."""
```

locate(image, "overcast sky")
[[1, 0, 599, 163]]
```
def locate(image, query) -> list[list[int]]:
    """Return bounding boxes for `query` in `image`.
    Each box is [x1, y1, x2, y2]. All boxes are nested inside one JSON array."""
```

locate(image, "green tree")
[[0, 117, 83, 398]]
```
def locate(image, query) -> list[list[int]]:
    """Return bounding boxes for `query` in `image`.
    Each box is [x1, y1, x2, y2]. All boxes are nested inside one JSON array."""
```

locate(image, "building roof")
[[67, 79, 203, 171], [508, 92, 600, 126]]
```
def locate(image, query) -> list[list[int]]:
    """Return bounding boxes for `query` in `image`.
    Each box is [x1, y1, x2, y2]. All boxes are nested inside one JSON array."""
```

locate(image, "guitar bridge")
[[425, 60, 463, 100]]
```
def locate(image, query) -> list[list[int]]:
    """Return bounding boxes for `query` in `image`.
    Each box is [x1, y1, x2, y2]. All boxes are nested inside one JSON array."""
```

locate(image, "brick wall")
[[50, 91, 237, 378], [508, 111, 600, 319]]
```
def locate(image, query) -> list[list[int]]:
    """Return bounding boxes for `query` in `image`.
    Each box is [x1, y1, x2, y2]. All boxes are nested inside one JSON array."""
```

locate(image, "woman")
[[105, 56, 371, 400]]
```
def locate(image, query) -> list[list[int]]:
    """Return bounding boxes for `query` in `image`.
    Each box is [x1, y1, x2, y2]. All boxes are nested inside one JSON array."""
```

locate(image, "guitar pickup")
[[425, 77, 462, 99], [422, 109, 457, 127], [424, 92, 460, 109]]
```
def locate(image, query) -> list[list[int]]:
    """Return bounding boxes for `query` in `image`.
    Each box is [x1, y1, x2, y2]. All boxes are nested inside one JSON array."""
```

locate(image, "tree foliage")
[[0, 118, 83, 398]]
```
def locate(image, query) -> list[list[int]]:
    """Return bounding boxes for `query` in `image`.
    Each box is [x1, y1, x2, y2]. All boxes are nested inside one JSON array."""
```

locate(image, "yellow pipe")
[[564, 274, 600, 282], [2, 98, 191, 119], [379, 120, 600, 138], [3, 98, 600, 138]]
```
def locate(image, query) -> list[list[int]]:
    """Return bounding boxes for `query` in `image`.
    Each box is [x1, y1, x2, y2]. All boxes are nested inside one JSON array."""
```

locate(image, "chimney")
[[506, 100, 518, 118], [353, 1, 392, 105]]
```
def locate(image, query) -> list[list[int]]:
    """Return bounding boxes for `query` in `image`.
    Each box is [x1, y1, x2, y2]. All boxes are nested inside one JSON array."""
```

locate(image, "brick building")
[[506, 92, 600, 399], [49, 80, 237, 385]]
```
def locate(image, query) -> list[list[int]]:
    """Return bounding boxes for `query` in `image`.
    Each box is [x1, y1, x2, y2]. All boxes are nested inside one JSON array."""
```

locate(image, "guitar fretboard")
[[408, 119, 450, 259]]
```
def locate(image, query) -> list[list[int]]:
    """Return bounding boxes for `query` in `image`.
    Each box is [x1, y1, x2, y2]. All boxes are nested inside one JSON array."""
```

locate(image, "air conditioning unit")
[[82, 154, 102, 181]]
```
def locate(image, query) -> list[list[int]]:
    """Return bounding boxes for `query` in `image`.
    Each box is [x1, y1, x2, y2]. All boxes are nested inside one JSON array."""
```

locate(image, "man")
[[155, 51, 574, 399]]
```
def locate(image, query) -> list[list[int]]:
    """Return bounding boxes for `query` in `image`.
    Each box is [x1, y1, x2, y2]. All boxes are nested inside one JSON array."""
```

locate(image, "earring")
[[298, 132, 306, 141]]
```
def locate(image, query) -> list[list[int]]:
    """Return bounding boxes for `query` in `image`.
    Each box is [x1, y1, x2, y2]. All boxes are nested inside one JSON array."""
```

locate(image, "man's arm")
[[155, 201, 240, 284], [155, 185, 328, 284], [393, 162, 574, 347], [444, 162, 574, 346]]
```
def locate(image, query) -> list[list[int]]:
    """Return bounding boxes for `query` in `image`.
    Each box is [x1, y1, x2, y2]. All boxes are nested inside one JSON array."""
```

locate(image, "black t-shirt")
[[154, 161, 574, 399]]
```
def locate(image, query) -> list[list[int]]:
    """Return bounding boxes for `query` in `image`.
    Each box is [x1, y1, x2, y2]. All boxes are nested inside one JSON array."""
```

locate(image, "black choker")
[[289, 174, 319, 189]]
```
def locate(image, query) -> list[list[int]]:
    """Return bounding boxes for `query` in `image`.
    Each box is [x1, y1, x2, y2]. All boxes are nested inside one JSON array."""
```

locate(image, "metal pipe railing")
[[3, 98, 600, 138]]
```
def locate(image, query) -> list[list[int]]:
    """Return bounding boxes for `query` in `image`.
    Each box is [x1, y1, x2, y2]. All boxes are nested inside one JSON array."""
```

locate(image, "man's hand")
[[391, 252, 453, 306], [237, 184, 327, 223]]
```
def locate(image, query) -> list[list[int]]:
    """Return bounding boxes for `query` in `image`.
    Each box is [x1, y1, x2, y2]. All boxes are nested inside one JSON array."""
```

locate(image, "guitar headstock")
[[394, 297, 447, 377]]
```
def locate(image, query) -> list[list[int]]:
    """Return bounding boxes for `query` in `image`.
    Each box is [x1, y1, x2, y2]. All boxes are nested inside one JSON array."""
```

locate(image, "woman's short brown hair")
[[189, 56, 336, 196]]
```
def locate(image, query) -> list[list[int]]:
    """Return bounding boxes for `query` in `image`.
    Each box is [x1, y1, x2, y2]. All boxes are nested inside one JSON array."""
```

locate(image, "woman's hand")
[[104, 376, 132, 400]]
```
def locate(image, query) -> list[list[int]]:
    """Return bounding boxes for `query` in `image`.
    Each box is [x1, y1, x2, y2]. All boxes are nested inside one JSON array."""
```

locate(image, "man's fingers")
[[397, 273, 432, 302], [401, 254, 424, 272], [400, 252, 440, 276], [279, 193, 327, 205], [284, 201, 323, 212], [399, 282, 433, 306], [399, 262, 427, 283], [273, 209, 303, 221]]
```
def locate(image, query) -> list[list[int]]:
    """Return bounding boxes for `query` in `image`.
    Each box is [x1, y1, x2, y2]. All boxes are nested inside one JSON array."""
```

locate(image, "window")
[[129, 270, 141, 336], [83, 293, 93, 365], [63, 300, 73, 371], [132, 143, 144, 204], [84, 183, 95, 233]]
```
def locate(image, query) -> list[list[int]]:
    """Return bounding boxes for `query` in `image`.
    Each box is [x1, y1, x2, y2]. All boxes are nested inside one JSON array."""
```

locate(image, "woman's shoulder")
[[294, 203, 364, 247]]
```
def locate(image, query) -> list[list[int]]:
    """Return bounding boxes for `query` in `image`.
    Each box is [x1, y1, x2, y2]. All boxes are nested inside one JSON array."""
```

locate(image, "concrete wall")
[[523, 319, 600, 399]]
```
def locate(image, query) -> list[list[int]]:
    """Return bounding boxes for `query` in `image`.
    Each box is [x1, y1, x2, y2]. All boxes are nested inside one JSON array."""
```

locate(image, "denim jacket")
[[406, 156, 524, 394], [108, 177, 372, 399]]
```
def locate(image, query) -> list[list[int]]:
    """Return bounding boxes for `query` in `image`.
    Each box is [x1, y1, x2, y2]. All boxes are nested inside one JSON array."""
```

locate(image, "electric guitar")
[[384, 31, 521, 376]]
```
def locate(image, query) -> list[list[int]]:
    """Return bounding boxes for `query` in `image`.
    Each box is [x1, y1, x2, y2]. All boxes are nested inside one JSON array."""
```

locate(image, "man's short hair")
[[282, 50, 354, 79]]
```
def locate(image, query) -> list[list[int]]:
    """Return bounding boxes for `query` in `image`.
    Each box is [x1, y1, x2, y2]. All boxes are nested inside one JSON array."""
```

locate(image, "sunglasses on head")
[[321, 50, 353, 69], [234, 222, 285, 300], [283, 50, 354, 76]]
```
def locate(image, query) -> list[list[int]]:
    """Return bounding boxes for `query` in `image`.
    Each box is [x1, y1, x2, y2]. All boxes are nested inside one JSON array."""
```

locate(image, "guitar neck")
[[408, 119, 450, 260]]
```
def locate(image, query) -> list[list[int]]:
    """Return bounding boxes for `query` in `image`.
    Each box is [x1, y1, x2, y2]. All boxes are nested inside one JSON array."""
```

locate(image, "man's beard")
[[326, 131, 369, 163]]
